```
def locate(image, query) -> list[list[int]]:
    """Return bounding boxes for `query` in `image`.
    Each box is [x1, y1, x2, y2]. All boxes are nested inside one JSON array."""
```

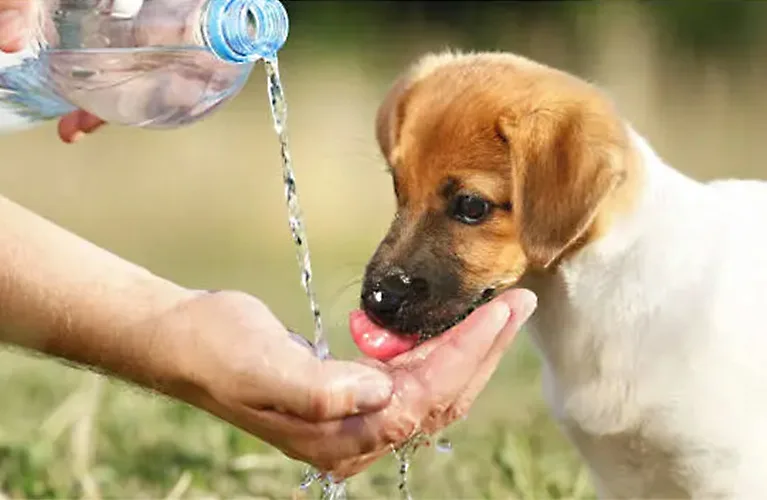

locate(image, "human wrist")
[[129, 290, 257, 412], [39, 273, 197, 394], [0, 194, 198, 395]]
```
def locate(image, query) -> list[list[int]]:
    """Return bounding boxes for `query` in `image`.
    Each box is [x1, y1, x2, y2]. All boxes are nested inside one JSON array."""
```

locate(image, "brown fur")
[[363, 50, 641, 335]]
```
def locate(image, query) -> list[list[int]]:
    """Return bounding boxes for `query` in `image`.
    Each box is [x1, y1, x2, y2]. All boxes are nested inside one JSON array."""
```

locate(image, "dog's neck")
[[567, 127, 706, 271], [520, 125, 714, 391]]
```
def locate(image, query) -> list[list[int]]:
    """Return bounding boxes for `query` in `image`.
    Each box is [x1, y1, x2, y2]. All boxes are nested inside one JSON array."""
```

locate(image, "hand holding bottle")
[[0, 0, 106, 142], [0, 0, 286, 140]]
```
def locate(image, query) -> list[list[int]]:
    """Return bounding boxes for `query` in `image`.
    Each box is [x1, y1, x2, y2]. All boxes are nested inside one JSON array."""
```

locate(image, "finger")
[[0, 0, 33, 8], [398, 295, 513, 412], [387, 291, 519, 370], [245, 293, 530, 474], [229, 404, 385, 469], [464, 288, 537, 393], [327, 448, 389, 480], [424, 288, 537, 432], [58, 110, 106, 143], [0, 8, 27, 52], [274, 355, 394, 422]]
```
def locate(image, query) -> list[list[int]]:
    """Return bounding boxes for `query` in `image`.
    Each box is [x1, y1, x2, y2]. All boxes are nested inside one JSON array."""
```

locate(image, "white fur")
[[109, 0, 143, 19], [520, 126, 767, 498]]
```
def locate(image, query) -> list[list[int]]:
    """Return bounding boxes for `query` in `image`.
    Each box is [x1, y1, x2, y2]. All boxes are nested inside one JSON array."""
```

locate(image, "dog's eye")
[[450, 194, 492, 225]]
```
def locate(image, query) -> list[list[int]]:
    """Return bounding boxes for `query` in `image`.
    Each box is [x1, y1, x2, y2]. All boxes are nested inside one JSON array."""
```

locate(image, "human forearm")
[[0, 194, 193, 392]]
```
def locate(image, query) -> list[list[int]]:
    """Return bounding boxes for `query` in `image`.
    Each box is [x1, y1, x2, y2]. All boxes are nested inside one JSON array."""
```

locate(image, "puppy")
[[349, 50, 767, 498]]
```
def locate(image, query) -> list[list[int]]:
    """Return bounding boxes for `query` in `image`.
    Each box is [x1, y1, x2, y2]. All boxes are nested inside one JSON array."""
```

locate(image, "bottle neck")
[[202, 0, 289, 64]]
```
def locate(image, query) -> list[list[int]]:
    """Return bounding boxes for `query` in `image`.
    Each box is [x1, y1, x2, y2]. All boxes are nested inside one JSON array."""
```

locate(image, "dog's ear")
[[375, 72, 414, 164], [498, 107, 628, 269]]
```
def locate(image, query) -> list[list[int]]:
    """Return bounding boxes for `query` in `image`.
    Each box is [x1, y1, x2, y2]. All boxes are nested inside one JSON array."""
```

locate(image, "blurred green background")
[[1, 1, 766, 498]]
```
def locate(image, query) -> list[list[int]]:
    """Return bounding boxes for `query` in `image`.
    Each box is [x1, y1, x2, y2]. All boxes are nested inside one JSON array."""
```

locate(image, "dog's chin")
[[365, 286, 502, 342]]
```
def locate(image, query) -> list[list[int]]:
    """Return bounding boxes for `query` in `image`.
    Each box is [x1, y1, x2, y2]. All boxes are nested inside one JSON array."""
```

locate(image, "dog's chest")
[[540, 364, 705, 498], [524, 274, 736, 498], [532, 325, 728, 498]]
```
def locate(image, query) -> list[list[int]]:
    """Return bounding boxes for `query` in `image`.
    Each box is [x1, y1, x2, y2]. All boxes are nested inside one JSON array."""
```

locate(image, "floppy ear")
[[499, 107, 628, 269], [375, 72, 413, 163]]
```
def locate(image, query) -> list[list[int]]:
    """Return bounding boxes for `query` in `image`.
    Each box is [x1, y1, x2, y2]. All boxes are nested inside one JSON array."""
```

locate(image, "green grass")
[[0, 332, 593, 500]]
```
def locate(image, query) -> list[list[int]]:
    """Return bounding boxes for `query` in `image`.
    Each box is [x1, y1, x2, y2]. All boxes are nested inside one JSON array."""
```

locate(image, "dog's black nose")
[[362, 271, 429, 326]]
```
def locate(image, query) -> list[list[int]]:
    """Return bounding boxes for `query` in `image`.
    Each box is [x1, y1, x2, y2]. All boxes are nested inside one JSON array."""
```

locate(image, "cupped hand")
[[153, 290, 396, 435], [0, 0, 106, 142], [324, 287, 536, 479], [172, 288, 536, 479]]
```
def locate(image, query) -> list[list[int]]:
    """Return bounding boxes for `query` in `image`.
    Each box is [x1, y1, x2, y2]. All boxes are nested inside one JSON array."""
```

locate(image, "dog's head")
[[359, 51, 639, 339]]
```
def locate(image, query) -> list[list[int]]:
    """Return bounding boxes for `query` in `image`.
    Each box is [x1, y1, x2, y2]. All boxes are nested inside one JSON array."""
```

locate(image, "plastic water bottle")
[[0, 0, 289, 133]]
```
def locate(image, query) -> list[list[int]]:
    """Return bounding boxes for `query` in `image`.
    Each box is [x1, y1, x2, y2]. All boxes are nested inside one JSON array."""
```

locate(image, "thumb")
[[278, 355, 394, 422]]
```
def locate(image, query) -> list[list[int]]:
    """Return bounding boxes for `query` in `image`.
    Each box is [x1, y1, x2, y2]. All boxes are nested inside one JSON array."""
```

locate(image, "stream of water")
[[264, 58, 329, 362], [263, 57, 451, 500]]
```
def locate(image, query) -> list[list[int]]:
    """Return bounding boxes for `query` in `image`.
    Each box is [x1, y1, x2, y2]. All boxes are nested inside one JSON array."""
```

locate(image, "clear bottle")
[[0, 0, 289, 133]]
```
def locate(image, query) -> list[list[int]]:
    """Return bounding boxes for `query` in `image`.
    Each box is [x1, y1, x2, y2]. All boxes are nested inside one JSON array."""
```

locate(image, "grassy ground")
[[0, 332, 593, 500]]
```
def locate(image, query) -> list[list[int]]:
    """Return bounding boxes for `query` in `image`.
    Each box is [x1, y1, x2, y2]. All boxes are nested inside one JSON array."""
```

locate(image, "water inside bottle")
[[46, 47, 252, 128], [264, 58, 455, 500], [0, 47, 252, 131]]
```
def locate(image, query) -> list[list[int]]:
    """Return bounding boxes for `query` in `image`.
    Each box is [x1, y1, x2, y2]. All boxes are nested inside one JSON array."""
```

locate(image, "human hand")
[[149, 290, 397, 457], [326, 287, 536, 479], [0, 0, 106, 142], [172, 288, 536, 478]]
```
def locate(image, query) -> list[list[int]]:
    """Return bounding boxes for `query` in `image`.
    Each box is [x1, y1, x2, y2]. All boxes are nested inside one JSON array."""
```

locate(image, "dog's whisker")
[[337, 275, 364, 293]]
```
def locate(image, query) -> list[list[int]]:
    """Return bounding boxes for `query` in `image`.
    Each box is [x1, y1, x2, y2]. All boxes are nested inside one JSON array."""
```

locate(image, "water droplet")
[[436, 437, 453, 453], [70, 67, 96, 79], [300, 468, 320, 490]]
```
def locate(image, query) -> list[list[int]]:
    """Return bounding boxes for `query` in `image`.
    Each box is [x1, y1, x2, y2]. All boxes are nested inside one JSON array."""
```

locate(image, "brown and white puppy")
[[350, 50, 767, 498], [355, 50, 636, 341]]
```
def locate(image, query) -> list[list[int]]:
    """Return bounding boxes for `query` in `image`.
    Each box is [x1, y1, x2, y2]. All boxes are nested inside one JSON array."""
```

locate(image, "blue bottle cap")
[[205, 0, 289, 63]]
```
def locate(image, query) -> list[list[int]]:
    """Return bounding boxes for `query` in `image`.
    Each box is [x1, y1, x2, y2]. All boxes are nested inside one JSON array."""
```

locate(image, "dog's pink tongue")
[[349, 310, 419, 362]]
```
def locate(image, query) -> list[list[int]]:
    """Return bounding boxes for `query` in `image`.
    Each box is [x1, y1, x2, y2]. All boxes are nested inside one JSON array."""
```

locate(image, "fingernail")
[[485, 300, 512, 334], [455, 300, 511, 344], [354, 372, 393, 410], [510, 289, 538, 324], [0, 10, 25, 51], [68, 131, 86, 144]]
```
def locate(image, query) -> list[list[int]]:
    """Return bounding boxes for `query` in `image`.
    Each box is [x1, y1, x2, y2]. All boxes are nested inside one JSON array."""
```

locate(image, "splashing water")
[[299, 468, 348, 500], [297, 431, 444, 500], [393, 432, 430, 500], [263, 57, 454, 500], [436, 437, 453, 453]]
